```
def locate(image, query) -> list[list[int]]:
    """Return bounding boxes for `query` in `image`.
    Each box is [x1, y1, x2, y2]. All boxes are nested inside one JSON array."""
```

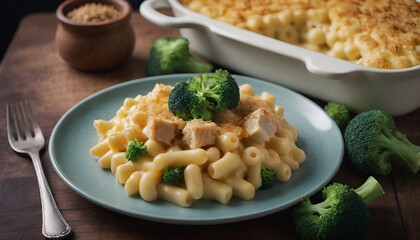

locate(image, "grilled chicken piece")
[[212, 109, 242, 123], [182, 119, 219, 149], [243, 108, 277, 143], [145, 116, 180, 145], [235, 94, 273, 117], [213, 94, 273, 124]]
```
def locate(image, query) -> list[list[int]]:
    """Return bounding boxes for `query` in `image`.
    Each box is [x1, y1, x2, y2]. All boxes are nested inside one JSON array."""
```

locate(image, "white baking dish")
[[140, 0, 420, 116]]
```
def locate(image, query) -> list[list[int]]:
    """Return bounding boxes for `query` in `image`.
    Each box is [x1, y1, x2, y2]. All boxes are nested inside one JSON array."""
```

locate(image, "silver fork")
[[6, 101, 72, 239]]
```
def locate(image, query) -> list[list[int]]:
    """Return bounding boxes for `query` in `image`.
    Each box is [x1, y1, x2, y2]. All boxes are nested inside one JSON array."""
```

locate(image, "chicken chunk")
[[235, 94, 273, 117], [182, 119, 219, 149], [212, 109, 242, 124], [243, 108, 278, 143], [145, 116, 179, 145], [212, 95, 275, 140]]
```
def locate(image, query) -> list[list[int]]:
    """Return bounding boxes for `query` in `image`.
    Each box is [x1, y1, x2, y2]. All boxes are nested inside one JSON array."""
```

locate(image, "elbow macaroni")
[[90, 83, 306, 207], [180, 0, 420, 69]]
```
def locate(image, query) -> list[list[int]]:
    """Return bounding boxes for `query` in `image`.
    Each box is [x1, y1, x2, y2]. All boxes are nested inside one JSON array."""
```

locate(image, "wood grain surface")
[[0, 11, 419, 240]]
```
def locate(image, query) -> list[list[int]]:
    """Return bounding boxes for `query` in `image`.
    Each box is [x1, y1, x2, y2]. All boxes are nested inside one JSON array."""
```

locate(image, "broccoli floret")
[[168, 69, 240, 121], [146, 36, 213, 76], [168, 80, 214, 121], [161, 167, 183, 185], [344, 109, 420, 175], [293, 176, 385, 240], [261, 165, 277, 189], [125, 139, 147, 162], [188, 69, 240, 112], [324, 102, 351, 131]]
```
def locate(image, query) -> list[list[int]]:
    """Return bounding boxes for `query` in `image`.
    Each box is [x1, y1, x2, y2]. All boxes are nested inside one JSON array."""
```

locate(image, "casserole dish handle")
[[303, 55, 363, 79], [140, 0, 208, 28], [141, 0, 364, 79]]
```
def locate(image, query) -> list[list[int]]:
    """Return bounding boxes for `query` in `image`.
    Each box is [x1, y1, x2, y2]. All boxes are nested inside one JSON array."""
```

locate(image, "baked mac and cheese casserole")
[[90, 75, 306, 207], [180, 0, 420, 69]]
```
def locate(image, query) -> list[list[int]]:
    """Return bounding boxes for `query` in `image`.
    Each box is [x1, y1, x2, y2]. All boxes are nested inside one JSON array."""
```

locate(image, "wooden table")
[[0, 12, 419, 240]]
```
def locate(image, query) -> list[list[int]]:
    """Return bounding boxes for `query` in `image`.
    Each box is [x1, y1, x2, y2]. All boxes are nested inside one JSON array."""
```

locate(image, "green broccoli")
[[125, 139, 147, 162], [344, 109, 420, 175], [161, 167, 183, 185], [293, 176, 385, 240], [261, 165, 276, 189], [168, 69, 240, 121], [167, 80, 213, 121], [146, 36, 213, 76], [324, 102, 351, 131]]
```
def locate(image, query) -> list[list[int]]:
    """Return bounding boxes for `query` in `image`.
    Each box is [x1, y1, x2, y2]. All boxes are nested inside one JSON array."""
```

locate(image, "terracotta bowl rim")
[[56, 0, 131, 27]]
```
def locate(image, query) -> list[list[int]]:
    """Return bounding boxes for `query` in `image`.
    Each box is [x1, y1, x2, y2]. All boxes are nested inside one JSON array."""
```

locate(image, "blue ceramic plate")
[[49, 74, 343, 225]]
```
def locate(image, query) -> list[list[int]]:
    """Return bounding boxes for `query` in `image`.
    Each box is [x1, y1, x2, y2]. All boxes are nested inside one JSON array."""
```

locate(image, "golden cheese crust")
[[180, 0, 420, 69]]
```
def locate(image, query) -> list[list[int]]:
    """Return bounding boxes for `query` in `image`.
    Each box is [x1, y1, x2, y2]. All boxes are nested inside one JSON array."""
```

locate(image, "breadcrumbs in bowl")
[[56, 0, 135, 71], [67, 2, 122, 23]]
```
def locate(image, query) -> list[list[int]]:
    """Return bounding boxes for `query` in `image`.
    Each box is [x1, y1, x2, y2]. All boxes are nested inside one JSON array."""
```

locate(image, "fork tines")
[[7, 101, 41, 141]]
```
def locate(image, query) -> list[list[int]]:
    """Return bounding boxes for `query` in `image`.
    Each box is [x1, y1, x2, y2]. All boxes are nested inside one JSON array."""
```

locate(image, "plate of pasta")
[[49, 73, 344, 224]]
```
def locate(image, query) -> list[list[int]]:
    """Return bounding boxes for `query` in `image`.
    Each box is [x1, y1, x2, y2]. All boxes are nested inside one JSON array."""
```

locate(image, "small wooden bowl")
[[56, 0, 135, 71]]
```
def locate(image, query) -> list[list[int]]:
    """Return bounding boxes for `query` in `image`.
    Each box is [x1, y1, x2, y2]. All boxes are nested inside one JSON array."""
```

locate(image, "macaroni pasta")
[[90, 83, 306, 207]]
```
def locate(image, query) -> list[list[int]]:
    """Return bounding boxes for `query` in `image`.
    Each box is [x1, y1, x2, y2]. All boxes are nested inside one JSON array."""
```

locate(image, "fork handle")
[[29, 151, 72, 239]]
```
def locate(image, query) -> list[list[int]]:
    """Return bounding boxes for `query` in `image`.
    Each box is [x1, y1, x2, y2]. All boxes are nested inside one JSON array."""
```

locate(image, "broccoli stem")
[[354, 176, 385, 205], [182, 56, 213, 73], [377, 128, 420, 173], [294, 177, 385, 217], [311, 197, 334, 216], [294, 197, 334, 216]]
